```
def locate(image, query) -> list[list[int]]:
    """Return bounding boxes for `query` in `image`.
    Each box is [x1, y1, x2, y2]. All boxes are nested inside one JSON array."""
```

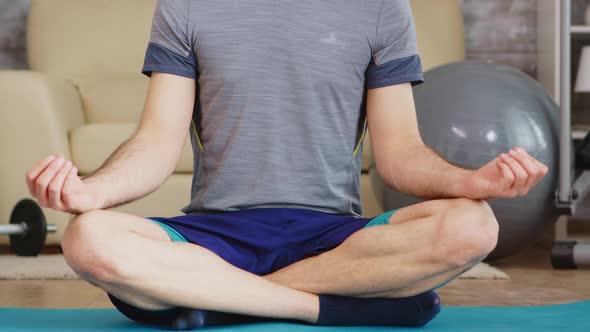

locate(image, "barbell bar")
[[0, 199, 57, 256], [0, 223, 57, 235]]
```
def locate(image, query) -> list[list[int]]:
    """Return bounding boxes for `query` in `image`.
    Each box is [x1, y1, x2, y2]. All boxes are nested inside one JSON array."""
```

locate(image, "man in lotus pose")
[[26, 0, 548, 330]]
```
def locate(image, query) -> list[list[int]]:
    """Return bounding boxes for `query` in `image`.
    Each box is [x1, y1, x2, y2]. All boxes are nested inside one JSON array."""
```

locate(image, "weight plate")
[[9, 199, 47, 256]]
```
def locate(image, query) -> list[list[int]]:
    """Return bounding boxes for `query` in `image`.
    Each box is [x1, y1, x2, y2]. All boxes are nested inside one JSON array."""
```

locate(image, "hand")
[[25, 155, 104, 214], [462, 147, 549, 200]]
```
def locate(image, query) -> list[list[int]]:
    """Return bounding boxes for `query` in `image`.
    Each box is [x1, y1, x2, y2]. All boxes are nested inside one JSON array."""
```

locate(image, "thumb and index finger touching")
[[494, 147, 549, 196], [25, 155, 80, 209]]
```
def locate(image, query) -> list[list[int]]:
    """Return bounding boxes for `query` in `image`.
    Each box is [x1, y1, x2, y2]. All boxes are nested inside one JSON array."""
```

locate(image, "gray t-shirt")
[[143, 0, 423, 216]]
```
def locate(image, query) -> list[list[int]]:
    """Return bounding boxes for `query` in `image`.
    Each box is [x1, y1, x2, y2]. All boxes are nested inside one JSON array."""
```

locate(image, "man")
[[26, 0, 548, 330]]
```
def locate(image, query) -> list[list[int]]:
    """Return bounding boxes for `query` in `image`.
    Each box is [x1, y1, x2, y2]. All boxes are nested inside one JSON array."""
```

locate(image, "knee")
[[435, 199, 498, 267], [62, 210, 123, 283]]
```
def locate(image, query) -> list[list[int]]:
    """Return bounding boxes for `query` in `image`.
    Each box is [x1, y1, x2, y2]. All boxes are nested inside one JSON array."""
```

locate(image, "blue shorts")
[[149, 208, 396, 275], [108, 208, 397, 325]]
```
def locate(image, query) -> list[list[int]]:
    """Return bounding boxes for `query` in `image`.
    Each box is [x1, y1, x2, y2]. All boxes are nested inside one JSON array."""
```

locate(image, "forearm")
[[82, 131, 181, 209], [378, 144, 474, 199]]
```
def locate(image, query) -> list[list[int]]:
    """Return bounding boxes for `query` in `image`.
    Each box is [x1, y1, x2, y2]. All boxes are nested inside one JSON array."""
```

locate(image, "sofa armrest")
[[0, 70, 85, 245]]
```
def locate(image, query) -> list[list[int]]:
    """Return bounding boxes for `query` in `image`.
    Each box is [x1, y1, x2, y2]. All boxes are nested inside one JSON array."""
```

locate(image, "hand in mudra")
[[25, 155, 103, 214], [463, 147, 549, 200]]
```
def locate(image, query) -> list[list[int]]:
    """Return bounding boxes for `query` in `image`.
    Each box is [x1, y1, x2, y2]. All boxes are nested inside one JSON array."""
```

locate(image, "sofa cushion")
[[70, 123, 193, 174], [361, 132, 374, 171], [77, 75, 149, 123]]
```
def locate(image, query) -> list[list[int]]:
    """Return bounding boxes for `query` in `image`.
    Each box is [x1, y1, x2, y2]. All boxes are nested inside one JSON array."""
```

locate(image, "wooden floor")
[[0, 245, 589, 309]]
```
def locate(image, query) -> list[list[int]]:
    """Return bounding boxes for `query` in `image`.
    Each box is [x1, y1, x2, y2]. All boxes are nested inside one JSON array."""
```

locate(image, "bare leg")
[[358, 199, 492, 298], [66, 214, 175, 310], [62, 198, 497, 324], [62, 210, 319, 323], [265, 198, 499, 298]]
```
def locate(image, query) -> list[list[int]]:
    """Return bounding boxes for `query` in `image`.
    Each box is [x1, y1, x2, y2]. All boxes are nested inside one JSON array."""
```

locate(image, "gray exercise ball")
[[370, 61, 560, 260]]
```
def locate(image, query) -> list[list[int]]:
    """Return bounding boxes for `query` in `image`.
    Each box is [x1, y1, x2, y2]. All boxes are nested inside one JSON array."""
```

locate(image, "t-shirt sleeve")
[[142, 0, 197, 79], [365, 0, 424, 89]]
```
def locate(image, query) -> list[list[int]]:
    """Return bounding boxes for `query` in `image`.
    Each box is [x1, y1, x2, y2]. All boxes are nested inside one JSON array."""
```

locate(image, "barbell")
[[0, 199, 57, 256]]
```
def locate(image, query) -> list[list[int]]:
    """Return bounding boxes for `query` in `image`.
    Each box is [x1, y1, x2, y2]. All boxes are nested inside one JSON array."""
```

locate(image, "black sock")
[[171, 291, 440, 330], [317, 290, 441, 327], [107, 293, 183, 327], [171, 309, 292, 330]]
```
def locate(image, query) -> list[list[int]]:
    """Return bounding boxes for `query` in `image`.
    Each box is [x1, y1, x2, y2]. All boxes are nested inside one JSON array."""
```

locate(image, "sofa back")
[[412, 0, 465, 71], [27, 0, 156, 123]]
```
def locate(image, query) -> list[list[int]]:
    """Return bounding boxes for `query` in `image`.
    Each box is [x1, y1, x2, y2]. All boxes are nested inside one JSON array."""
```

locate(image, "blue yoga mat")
[[1, 301, 589, 331]]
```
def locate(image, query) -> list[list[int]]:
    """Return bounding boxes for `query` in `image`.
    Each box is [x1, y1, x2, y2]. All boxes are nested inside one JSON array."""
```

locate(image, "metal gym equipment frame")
[[553, 0, 590, 268]]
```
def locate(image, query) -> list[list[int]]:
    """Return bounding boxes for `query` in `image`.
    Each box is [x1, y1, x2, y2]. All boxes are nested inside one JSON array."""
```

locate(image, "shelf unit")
[[537, 0, 561, 103], [571, 25, 590, 34], [538, 1, 590, 259], [539, 2, 590, 111]]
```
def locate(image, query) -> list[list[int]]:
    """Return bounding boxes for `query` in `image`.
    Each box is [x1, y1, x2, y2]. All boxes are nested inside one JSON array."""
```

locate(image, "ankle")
[[300, 293, 320, 324]]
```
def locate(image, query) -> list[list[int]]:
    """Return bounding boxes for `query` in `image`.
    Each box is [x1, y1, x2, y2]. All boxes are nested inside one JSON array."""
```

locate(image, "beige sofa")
[[0, 0, 464, 246]]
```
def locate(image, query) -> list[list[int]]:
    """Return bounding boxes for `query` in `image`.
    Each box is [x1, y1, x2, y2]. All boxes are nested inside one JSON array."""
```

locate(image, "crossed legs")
[[61, 198, 498, 323], [266, 198, 498, 298], [62, 213, 319, 322]]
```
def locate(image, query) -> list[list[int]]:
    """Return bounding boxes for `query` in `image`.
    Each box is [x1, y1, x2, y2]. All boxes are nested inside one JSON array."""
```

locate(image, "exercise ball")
[[370, 61, 560, 260]]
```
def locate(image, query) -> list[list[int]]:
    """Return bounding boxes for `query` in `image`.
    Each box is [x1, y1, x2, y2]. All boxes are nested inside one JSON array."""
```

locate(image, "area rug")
[[0, 255, 509, 280], [1, 301, 588, 331]]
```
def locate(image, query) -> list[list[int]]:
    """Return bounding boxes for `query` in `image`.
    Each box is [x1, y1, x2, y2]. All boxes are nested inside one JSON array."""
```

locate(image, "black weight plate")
[[9, 199, 47, 256]]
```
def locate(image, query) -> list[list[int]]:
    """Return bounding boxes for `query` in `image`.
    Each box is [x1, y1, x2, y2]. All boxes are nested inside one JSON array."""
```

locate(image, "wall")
[[0, 0, 540, 77], [462, 0, 537, 77], [0, 0, 29, 69]]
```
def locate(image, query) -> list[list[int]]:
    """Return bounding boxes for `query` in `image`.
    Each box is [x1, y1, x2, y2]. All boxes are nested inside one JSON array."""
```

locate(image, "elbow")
[[133, 130, 185, 176], [376, 163, 418, 196], [374, 160, 403, 192], [373, 144, 424, 194]]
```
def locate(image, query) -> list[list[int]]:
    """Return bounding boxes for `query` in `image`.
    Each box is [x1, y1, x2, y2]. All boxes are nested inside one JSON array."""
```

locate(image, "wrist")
[[82, 178, 107, 210], [451, 169, 479, 199]]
